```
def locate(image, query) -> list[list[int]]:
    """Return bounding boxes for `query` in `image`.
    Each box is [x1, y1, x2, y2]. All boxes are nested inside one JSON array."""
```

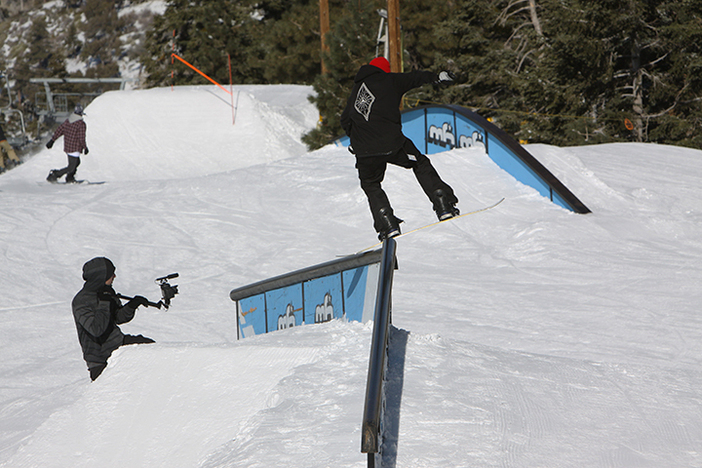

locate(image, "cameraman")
[[72, 257, 155, 381]]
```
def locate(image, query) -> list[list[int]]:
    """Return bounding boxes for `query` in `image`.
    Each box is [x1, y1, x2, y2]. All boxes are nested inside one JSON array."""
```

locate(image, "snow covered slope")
[[6, 85, 318, 181], [0, 85, 701, 468]]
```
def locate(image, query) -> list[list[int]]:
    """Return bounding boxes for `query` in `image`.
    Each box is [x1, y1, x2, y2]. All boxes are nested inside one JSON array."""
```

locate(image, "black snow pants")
[[89, 334, 155, 381], [355, 138, 458, 233], [54, 155, 81, 181]]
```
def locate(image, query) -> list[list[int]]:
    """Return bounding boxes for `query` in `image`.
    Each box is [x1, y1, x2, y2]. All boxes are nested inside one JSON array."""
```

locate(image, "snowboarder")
[[341, 56, 459, 240], [0, 121, 20, 173], [46, 104, 89, 183], [72, 257, 155, 381]]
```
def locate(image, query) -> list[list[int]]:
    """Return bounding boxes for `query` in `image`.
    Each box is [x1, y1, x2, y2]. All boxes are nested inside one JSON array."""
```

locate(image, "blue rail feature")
[[335, 104, 590, 214], [230, 249, 383, 339]]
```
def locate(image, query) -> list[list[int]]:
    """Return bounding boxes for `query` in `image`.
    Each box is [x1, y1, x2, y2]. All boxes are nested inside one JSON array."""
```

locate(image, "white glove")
[[438, 71, 455, 84]]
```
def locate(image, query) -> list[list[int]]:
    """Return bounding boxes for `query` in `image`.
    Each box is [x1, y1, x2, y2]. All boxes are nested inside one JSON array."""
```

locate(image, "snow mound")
[[4, 85, 318, 182], [5, 343, 320, 468]]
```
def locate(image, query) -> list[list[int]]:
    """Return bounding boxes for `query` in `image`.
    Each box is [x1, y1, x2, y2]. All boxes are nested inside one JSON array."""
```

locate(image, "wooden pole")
[[387, 0, 401, 73], [228, 54, 235, 125], [319, 0, 330, 74], [171, 30, 175, 91]]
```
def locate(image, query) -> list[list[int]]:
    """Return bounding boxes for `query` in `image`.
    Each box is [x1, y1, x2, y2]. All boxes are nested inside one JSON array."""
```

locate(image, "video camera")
[[155, 273, 179, 310], [117, 273, 179, 310]]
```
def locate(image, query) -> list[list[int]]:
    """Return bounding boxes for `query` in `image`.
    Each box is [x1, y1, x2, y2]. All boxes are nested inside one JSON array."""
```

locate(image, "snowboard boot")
[[46, 169, 61, 183], [377, 207, 403, 241], [434, 189, 459, 221]]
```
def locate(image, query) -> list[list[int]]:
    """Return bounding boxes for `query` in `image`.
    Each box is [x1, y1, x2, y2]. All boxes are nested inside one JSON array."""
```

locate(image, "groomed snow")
[[0, 85, 701, 468]]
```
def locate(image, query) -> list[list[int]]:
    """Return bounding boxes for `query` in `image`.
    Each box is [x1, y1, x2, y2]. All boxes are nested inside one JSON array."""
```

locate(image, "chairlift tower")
[[30, 77, 135, 116], [29, 77, 135, 138], [376, 9, 389, 59], [376, 1, 402, 72]]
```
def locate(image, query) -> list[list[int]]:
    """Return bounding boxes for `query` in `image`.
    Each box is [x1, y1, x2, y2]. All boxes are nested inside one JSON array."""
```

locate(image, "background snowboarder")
[[341, 57, 459, 240], [46, 104, 89, 183], [72, 257, 154, 381]]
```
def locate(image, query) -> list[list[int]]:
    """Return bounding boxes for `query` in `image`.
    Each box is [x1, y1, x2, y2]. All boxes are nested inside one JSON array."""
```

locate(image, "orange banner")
[[171, 53, 231, 95]]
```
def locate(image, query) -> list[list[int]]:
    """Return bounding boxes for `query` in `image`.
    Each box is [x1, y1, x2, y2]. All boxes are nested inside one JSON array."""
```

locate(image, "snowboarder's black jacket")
[[72, 258, 137, 371], [341, 65, 437, 158]]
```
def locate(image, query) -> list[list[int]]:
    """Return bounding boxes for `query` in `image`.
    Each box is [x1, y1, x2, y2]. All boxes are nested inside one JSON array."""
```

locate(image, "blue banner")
[[236, 263, 380, 339]]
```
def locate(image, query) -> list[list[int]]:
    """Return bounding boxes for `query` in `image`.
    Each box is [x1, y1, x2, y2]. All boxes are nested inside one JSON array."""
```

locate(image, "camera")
[[116, 273, 180, 310], [156, 273, 179, 310]]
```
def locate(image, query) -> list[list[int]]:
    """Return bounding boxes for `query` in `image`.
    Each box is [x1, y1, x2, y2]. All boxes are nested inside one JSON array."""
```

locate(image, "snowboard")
[[351, 197, 506, 255], [46, 180, 105, 185], [69, 180, 105, 185]]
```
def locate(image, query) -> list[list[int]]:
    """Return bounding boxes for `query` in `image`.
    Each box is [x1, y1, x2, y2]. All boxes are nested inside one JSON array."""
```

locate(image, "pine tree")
[[79, 0, 126, 78], [137, 0, 702, 150], [401, 0, 454, 71], [143, 0, 262, 87], [537, 0, 702, 147], [431, 0, 524, 117], [12, 14, 67, 99], [255, 0, 326, 84], [431, 0, 702, 148], [643, 0, 702, 148], [24, 16, 66, 76]]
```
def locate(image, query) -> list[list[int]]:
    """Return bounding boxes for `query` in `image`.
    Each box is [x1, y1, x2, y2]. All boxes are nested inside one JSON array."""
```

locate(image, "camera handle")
[[115, 273, 179, 311], [116, 293, 164, 309]]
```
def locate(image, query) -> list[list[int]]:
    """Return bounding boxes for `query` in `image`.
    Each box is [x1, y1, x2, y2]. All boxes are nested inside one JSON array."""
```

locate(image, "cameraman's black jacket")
[[341, 65, 437, 158], [72, 258, 137, 370]]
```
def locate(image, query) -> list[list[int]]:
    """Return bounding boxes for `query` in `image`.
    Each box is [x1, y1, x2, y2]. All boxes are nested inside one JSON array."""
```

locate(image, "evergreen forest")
[[1, 0, 700, 151], [143, 0, 702, 150]]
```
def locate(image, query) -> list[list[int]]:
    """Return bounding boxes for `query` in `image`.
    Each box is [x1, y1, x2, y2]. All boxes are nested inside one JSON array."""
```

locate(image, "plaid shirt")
[[52, 116, 87, 154]]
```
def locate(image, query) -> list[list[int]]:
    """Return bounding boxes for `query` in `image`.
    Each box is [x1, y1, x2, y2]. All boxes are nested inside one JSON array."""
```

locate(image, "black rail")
[[361, 238, 397, 467]]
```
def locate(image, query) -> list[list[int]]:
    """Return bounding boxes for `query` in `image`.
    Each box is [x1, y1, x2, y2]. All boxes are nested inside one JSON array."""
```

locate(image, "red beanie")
[[369, 57, 391, 73]]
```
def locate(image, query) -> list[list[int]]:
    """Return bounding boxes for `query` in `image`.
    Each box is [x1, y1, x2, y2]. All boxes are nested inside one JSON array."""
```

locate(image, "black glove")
[[46, 139, 54, 149], [84, 146, 89, 155], [435, 71, 456, 87], [127, 295, 149, 309], [99, 285, 117, 299]]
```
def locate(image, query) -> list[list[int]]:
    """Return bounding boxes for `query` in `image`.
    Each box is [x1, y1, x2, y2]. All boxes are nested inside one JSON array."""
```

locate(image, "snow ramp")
[[230, 238, 399, 467], [5, 84, 318, 183], [2, 345, 321, 468]]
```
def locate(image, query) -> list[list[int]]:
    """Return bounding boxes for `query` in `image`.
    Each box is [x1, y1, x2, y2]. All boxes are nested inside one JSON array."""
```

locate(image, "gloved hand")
[[127, 295, 150, 309], [84, 146, 89, 155], [436, 71, 456, 86], [46, 139, 54, 149], [98, 285, 117, 302]]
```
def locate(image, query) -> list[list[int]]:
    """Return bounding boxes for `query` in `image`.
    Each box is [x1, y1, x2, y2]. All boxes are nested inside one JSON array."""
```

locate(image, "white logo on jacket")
[[355, 83, 375, 121]]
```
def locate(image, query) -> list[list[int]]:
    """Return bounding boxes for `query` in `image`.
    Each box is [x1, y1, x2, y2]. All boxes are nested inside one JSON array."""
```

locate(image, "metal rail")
[[229, 249, 383, 302], [361, 238, 397, 467]]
